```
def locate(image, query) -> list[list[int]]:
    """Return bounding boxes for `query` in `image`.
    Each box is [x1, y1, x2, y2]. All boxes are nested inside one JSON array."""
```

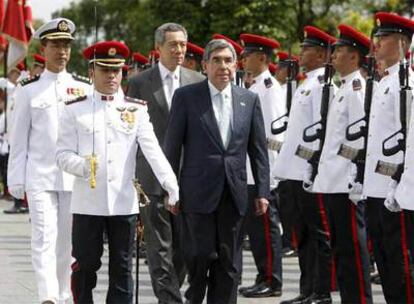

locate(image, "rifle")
[[295, 44, 334, 184], [375, 40, 412, 182], [271, 50, 298, 136], [337, 31, 376, 185]]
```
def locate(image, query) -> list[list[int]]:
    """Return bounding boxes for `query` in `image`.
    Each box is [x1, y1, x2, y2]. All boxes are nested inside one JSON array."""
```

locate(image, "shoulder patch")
[[352, 79, 362, 91], [72, 73, 91, 84], [124, 96, 147, 105], [264, 77, 273, 88], [65, 95, 87, 105], [20, 74, 40, 86], [317, 75, 324, 84]]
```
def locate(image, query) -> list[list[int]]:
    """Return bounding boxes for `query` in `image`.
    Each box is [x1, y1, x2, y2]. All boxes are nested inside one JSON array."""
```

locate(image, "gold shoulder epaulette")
[[72, 73, 92, 84], [124, 96, 147, 105], [65, 95, 87, 105], [20, 74, 40, 86]]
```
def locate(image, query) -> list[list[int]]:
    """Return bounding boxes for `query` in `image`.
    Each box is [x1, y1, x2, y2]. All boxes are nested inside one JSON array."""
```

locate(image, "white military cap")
[[33, 18, 76, 40]]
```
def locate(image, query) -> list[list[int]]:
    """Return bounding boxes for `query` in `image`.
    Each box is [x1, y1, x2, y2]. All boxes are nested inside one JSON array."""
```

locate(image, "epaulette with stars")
[[65, 95, 87, 105], [20, 74, 40, 86], [71, 73, 92, 84], [264, 77, 273, 88], [124, 96, 147, 106]]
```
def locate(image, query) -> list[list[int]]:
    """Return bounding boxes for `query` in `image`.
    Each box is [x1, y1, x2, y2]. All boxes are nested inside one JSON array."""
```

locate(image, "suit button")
[[108, 159, 113, 164]]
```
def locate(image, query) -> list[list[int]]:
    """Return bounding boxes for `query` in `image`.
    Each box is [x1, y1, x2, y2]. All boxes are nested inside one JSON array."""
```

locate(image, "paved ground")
[[0, 199, 386, 303]]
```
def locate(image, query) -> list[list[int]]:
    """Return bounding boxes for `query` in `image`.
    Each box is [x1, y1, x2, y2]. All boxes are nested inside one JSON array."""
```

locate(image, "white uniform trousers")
[[26, 190, 72, 304]]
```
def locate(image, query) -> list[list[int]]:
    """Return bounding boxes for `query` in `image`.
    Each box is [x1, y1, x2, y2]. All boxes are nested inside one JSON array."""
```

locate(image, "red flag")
[[2, 0, 33, 69]]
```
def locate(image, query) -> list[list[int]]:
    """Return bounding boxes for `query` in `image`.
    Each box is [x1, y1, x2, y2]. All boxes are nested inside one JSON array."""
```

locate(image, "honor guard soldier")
[[310, 24, 373, 303], [237, 33, 284, 298], [363, 12, 414, 304], [7, 18, 91, 304], [31, 54, 46, 76], [275, 26, 336, 304], [56, 41, 180, 303], [129, 52, 149, 77], [183, 41, 204, 71]]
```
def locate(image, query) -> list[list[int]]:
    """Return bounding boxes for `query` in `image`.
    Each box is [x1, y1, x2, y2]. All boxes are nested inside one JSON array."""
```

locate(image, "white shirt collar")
[[339, 69, 360, 86], [384, 62, 399, 78], [94, 88, 124, 102], [43, 68, 68, 80], [208, 80, 232, 99], [158, 61, 180, 81]]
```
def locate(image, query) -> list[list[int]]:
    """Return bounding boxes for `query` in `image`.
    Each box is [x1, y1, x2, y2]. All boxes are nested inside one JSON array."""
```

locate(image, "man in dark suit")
[[127, 23, 204, 304], [164, 38, 270, 304]]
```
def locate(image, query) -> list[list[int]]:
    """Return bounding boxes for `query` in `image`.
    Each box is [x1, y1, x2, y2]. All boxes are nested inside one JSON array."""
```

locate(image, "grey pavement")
[[0, 199, 386, 304]]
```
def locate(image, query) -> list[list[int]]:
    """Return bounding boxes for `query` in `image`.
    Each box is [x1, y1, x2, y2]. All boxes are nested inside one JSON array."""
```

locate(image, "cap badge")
[[376, 18, 381, 27], [304, 31, 308, 38], [108, 47, 117, 56], [58, 20, 69, 32]]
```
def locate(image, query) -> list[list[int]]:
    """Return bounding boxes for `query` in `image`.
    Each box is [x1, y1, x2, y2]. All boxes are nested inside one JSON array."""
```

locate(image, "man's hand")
[[254, 197, 269, 216], [8, 185, 25, 200], [164, 195, 180, 215]]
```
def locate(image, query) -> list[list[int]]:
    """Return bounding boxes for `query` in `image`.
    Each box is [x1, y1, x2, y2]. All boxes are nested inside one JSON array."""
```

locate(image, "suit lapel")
[[197, 80, 225, 151], [150, 65, 169, 115]]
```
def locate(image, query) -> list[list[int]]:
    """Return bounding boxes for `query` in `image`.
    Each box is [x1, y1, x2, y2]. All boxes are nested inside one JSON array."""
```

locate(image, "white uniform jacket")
[[56, 90, 178, 216], [7, 69, 91, 192], [313, 70, 365, 193], [247, 69, 286, 188], [274, 67, 331, 181], [363, 63, 408, 198]]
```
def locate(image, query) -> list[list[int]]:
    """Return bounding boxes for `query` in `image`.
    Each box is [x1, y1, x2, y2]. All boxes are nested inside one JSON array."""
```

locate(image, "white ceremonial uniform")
[[0, 78, 18, 152], [7, 68, 91, 304], [56, 90, 179, 216], [389, 71, 414, 210], [313, 70, 365, 193], [363, 63, 406, 198], [247, 69, 285, 188], [274, 67, 329, 180]]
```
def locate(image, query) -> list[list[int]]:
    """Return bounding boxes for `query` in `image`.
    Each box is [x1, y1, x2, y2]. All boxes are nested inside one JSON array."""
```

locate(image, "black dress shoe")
[[309, 293, 332, 304], [241, 282, 282, 298], [280, 294, 311, 304], [239, 283, 257, 294], [3, 205, 27, 214]]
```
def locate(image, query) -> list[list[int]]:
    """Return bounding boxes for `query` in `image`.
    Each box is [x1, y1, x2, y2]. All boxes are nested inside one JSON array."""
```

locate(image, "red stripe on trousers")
[[400, 212, 413, 304], [291, 229, 298, 250], [350, 203, 367, 304], [316, 193, 337, 291], [262, 210, 273, 284], [71, 261, 80, 304]]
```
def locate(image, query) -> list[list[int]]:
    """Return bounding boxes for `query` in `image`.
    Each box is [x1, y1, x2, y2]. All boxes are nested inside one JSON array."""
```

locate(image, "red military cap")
[[149, 50, 160, 61], [302, 26, 336, 48], [335, 24, 370, 56], [375, 12, 414, 38], [212, 33, 243, 55], [277, 51, 299, 62], [269, 62, 278, 74], [33, 54, 46, 67], [186, 42, 204, 60], [239, 33, 280, 56], [83, 41, 130, 68], [132, 52, 149, 65], [16, 62, 25, 71]]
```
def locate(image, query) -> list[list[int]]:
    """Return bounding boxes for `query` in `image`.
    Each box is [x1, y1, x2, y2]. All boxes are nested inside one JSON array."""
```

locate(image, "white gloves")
[[384, 180, 401, 212], [9, 185, 25, 200], [163, 179, 180, 206], [303, 164, 313, 191], [348, 164, 365, 205]]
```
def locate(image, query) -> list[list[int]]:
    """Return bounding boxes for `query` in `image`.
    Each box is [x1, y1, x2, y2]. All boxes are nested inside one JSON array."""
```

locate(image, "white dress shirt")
[[159, 61, 180, 109], [8, 69, 91, 191], [313, 70, 365, 193], [246, 69, 285, 188]]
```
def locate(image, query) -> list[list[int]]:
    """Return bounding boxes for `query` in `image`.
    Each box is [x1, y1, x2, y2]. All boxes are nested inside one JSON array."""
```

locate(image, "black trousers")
[[288, 181, 332, 297], [242, 185, 282, 288], [139, 195, 184, 303], [323, 194, 372, 304], [71, 214, 137, 304], [278, 180, 300, 249], [366, 197, 414, 304], [182, 185, 243, 304]]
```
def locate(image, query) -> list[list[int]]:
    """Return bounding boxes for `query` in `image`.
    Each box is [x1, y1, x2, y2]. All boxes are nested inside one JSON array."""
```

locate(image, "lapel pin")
[[240, 102, 246, 106]]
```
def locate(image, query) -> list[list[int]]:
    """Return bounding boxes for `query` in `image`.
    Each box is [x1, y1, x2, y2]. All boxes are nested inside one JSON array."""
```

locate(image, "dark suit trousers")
[[323, 194, 372, 304], [182, 185, 244, 304], [289, 181, 331, 297], [140, 195, 184, 304], [278, 180, 300, 249], [242, 185, 283, 288], [71, 214, 136, 304], [366, 197, 414, 303]]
